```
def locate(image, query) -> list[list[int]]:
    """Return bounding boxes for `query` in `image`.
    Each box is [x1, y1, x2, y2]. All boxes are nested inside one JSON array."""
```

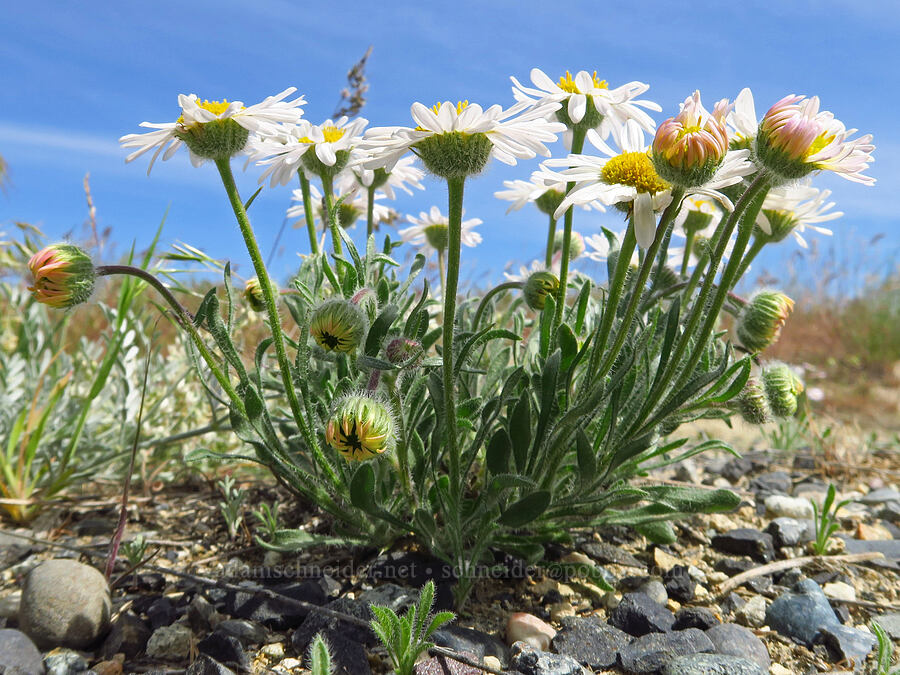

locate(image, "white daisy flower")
[[672, 195, 723, 239], [335, 155, 425, 200], [255, 116, 368, 186], [120, 88, 305, 175], [756, 181, 841, 248], [539, 120, 672, 248], [494, 170, 605, 215], [584, 231, 639, 264], [362, 99, 565, 175], [398, 206, 482, 257], [726, 87, 759, 147], [510, 68, 660, 145]]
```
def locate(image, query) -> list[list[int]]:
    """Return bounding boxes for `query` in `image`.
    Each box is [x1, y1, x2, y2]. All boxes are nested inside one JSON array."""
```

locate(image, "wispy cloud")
[[0, 121, 122, 158]]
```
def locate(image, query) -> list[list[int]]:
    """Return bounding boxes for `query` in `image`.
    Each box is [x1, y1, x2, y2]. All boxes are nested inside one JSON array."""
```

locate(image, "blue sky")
[[1, 0, 897, 290]]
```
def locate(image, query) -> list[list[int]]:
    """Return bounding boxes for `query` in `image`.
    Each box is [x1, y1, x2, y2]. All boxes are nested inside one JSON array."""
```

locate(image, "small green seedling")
[[871, 621, 900, 675], [307, 632, 334, 675], [217, 475, 246, 540], [811, 483, 851, 555], [369, 580, 455, 675], [120, 534, 148, 569], [252, 501, 281, 542]]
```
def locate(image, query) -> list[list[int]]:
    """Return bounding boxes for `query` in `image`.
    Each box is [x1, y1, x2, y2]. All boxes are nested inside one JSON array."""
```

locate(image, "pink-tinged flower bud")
[[552, 230, 585, 260], [325, 394, 395, 461], [652, 91, 731, 187], [736, 289, 794, 353], [756, 95, 875, 185], [384, 336, 424, 367], [27, 244, 95, 309]]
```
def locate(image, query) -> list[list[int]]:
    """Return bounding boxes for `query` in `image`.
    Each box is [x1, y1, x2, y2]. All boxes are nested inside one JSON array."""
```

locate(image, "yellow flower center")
[[321, 125, 346, 143], [176, 98, 243, 125], [557, 71, 608, 94], [601, 152, 670, 194], [806, 132, 835, 159]]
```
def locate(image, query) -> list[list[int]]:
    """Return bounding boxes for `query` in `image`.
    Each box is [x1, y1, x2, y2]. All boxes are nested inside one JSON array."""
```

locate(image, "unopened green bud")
[[737, 377, 771, 425], [534, 189, 566, 217], [523, 270, 559, 311], [553, 230, 585, 260], [737, 289, 794, 353], [309, 299, 366, 354], [763, 363, 804, 418], [27, 244, 95, 309], [243, 277, 269, 312], [325, 394, 395, 461]]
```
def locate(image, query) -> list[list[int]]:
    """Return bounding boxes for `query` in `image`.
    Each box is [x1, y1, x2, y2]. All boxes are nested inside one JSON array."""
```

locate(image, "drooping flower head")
[[309, 299, 367, 354], [737, 377, 771, 425], [243, 277, 268, 312], [755, 181, 841, 248], [363, 99, 565, 178], [756, 95, 875, 185], [27, 244, 95, 308], [384, 336, 424, 368], [736, 289, 794, 353], [398, 206, 482, 257], [325, 394, 396, 461], [652, 91, 732, 187], [762, 363, 804, 418], [510, 68, 660, 146], [120, 88, 305, 175]]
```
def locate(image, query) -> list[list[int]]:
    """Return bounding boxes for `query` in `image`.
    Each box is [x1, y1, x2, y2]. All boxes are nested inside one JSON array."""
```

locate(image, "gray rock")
[[673, 608, 719, 631], [663, 566, 695, 603], [358, 583, 417, 613], [749, 471, 792, 495], [291, 597, 375, 653], [552, 616, 631, 669], [18, 559, 111, 649], [42, 648, 87, 675], [711, 529, 775, 562], [581, 542, 645, 569], [734, 596, 767, 629], [879, 501, 900, 524], [187, 595, 221, 633], [766, 518, 813, 548], [764, 495, 814, 520], [820, 623, 877, 667], [0, 629, 44, 675], [415, 654, 482, 675], [609, 592, 676, 636], [216, 618, 268, 646], [705, 623, 770, 670], [839, 537, 900, 570], [510, 640, 586, 675], [146, 622, 193, 660], [146, 596, 176, 630], [197, 630, 250, 672], [186, 655, 236, 675], [661, 653, 766, 675], [874, 612, 900, 640], [618, 628, 715, 674], [635, 580, 668, 605], [224, 580, 326, 630], [859, 488, 900, 504], [765, 578, 839, 646], [98, 612, 151, 659], [432, 624, 509, 665]]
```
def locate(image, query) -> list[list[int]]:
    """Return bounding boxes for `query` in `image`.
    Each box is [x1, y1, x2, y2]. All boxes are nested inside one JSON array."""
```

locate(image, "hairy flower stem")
[[473, 281, 523, 328], [632, 173, 771, 433], [320, 173, 342, 257], [387, 380, 414, 504], [214, 159, 335, 483], [366, 185, 376, 239], [679, 231, 695, 277], [96, 265, 240, 412], [297, 172, 319, 255], [443, 176, 465, 511], [733, 237, 766, 283], [544, 214, 557, 268], [597, 187, 685, 378], [552, 126, 587, 329], [681, 248, 709, 299]]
